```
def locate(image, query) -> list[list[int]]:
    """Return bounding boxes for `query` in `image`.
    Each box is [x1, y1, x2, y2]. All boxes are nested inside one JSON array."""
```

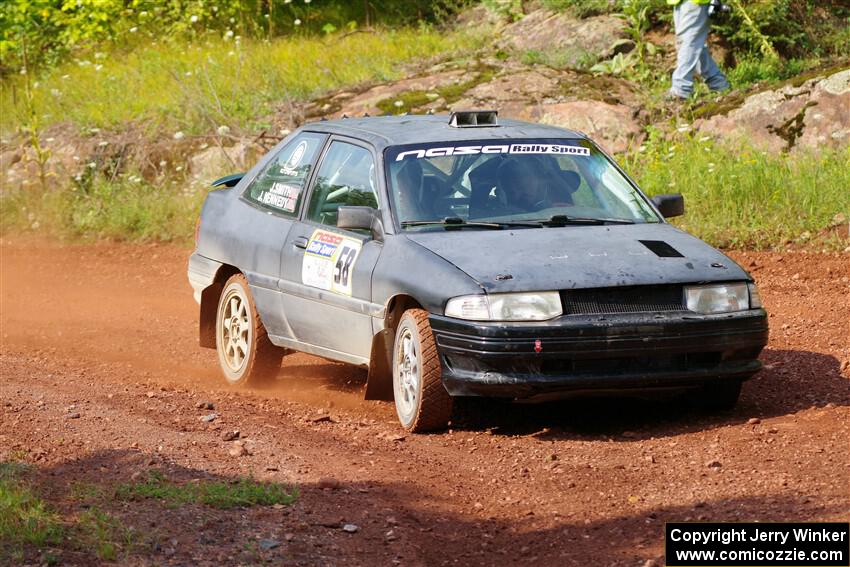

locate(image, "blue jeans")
[[671, 1, 729, 97]]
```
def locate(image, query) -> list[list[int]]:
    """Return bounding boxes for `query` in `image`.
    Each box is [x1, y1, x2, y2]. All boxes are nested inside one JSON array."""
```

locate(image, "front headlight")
[[685, 283, 749, 314], [445, 292, 563, 321]]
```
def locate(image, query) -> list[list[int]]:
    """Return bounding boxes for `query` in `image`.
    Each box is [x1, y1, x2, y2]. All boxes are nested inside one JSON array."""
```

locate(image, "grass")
[[1, 174, 206, 243], [76, 508, 134, 562], [113, 470, 297, 509], [1, 463, 297, 563], [623, 134, 850, 248], [0, 28, 484, 137], [0, 462, 63, 560]]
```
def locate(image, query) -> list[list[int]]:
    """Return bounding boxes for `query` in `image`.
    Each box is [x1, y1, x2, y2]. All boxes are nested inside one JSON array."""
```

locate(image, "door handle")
[[293, 236, 309, 249]]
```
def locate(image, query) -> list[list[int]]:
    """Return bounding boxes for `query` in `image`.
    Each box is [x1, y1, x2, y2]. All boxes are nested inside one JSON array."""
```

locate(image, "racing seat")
[[550, 170, 581, 205], [468, 157, 506, 219], [395, 160, 435, 221]]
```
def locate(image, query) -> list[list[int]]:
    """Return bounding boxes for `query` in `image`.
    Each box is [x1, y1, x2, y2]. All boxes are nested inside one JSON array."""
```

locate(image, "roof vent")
[[449, 110, 498, 128]]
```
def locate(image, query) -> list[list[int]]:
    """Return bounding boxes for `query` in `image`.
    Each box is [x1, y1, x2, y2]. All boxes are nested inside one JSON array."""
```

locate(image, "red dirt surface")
[[1, 238, 848, 566]]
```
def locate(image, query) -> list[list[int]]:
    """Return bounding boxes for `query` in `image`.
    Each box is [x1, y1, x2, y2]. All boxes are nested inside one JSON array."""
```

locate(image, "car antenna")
[[341, 114, 348, 119], [363, 112, 370, 117], [320, 117, 328, 121]]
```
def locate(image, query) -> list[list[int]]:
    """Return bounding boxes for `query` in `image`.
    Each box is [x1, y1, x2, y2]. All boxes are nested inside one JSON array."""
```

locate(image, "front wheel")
[[215, 274, 283, 386], [392, 309, 453, 432]]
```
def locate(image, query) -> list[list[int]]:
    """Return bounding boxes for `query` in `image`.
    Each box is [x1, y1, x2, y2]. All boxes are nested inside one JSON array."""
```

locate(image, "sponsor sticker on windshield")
[[508, 144, 590, 156], [395, 144, 589, 160]]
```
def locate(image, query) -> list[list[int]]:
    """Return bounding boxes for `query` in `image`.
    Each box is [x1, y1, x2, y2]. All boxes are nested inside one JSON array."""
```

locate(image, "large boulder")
[[696, 68, 850, 153], [534, 101, 643, 154], [796, 69, 850, 150], [500, 10, 628, 68]]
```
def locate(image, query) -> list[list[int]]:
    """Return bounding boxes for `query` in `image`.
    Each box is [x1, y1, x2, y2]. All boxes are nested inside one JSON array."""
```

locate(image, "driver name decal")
[[301, 229, 362, 296], [258, 181, 301, 212]]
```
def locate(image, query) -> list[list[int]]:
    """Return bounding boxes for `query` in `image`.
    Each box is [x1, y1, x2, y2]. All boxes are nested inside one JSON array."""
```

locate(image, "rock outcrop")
[[696, 68, 850, 153], [500, 10, 628, 68]]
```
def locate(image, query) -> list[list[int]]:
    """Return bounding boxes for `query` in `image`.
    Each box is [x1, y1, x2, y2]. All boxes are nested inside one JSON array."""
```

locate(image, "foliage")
[[0, 0, 471, 74], [726, 55, 810, 88], [0, 29, 480, 135], [590, 0, 663, 83], [622, 130, 850, 249]]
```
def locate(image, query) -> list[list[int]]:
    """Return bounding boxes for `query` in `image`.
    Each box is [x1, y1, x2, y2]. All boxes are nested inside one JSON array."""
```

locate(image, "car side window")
[[306, 141, 378, 227], [244, 132, 326, 216]]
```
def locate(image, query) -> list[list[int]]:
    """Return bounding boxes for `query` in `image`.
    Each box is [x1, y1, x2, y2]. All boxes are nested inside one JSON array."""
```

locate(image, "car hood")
[[404, 223, 750, 293]]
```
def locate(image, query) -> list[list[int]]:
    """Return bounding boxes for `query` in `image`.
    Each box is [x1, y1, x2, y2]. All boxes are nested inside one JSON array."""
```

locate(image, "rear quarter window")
[[244, 132, 327, 216]]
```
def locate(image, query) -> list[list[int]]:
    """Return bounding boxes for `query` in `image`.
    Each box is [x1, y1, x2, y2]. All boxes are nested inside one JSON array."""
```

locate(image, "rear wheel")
[[392, 309, 453, 432], [695, 379, 742, 411], [215, 274, 282, 386]]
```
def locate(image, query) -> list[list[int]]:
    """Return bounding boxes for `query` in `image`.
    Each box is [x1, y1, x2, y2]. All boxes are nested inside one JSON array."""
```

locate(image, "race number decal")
[[301, 229, 362, 296]]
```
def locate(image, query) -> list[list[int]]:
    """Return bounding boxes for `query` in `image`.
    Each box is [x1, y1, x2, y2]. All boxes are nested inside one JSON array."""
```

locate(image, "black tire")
[[215, 274, 283, 386], [392, 309, 453, 432], [696, 379, 742, 411]]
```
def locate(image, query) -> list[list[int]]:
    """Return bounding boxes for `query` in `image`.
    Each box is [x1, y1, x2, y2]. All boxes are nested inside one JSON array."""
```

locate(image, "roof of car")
[[299, 114, 586, 150]]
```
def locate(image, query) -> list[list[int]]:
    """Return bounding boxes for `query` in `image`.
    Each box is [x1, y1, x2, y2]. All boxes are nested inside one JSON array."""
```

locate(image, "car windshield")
[[385, 138, 660, 230]]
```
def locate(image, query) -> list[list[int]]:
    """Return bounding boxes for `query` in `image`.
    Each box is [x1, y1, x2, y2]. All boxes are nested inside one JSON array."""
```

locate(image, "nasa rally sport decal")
[[394, 143, 591, 161], [301, 229, 362, 296]]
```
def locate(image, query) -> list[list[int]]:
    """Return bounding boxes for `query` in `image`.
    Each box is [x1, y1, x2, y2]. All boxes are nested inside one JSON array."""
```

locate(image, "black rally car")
[[188, 111, 768, 431]]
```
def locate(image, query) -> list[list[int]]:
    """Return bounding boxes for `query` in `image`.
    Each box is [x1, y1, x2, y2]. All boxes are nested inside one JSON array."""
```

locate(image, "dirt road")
[[1, 237, 848, 566]]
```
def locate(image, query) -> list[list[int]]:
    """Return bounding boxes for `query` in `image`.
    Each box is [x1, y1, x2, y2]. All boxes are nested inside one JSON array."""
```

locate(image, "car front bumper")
[[429, 309, 768, 399]]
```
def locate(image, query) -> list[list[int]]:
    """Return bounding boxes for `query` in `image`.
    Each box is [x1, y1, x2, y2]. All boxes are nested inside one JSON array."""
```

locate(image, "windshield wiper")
[[531, 214, 636, 226], [401, 217, 543, 229]]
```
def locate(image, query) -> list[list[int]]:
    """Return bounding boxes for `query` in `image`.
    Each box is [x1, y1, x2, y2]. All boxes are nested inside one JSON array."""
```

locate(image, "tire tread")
[[217, 274, 283, 386], [403, 309, 452, 432]]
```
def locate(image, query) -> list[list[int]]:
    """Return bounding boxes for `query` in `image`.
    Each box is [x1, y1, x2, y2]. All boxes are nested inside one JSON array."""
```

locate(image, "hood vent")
[[639, 240, 684, 258]]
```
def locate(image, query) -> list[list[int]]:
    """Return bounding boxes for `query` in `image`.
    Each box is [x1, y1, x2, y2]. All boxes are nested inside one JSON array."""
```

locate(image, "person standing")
[[667, 0, 730, 100]]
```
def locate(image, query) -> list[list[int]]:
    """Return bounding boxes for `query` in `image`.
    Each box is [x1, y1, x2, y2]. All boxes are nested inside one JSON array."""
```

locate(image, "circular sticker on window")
[[282, 141, 308, 174]]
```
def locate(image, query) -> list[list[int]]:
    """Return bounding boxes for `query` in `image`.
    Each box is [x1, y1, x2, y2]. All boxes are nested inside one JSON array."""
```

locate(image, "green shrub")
[[726, 56, 811, 88]]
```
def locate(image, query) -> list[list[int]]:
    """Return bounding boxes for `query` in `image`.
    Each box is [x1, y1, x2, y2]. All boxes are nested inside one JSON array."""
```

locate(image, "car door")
[[237, 131, 327, 341], [279, 137, 384, 363]]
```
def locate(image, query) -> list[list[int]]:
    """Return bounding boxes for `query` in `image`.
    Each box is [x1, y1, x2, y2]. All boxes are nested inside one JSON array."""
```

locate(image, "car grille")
[[562, 285, 685, 315]]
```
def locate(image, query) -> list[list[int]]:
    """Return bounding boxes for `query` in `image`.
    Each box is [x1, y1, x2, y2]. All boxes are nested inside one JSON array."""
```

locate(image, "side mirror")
[[337, 206, 384, 240], [651, 194, 685, 218]]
